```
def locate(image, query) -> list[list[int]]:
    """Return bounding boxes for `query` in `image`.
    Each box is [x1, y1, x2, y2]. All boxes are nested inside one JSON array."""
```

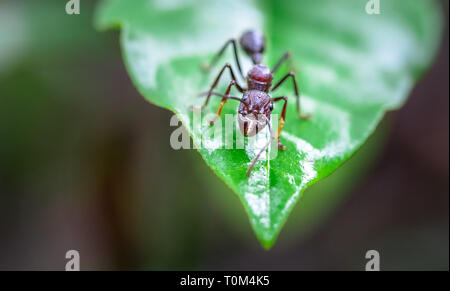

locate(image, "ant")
[[193, 30, 310, 177]]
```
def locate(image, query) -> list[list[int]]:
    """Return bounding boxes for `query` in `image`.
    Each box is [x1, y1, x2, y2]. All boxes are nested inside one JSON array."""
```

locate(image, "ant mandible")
[[193, 30, 310, 177]]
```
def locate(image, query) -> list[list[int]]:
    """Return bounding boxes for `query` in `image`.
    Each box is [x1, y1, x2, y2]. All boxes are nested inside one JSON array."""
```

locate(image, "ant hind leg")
[[271, 51, 291, 74], [202, 39, 244, 79]]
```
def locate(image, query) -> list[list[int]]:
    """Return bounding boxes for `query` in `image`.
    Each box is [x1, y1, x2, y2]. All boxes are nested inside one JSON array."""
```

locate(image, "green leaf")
[[95, 0, 442, 248]]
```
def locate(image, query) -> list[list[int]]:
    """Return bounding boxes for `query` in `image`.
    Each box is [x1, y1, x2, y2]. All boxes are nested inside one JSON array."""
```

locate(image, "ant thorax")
[[247, 64, 273, 92]]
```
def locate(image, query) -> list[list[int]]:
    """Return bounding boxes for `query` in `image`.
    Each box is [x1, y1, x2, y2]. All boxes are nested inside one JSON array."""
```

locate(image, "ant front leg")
[[193, 63, 244, 111], [246, 115, 275, 178], [271, 71, 310, 120], [271, 96, 288, 150], [203, 39, 245, 79], [208, 80, 238, 126]]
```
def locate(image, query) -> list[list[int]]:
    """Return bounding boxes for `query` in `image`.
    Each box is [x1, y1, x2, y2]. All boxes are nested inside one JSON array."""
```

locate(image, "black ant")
[[193, 30, 310, 177]]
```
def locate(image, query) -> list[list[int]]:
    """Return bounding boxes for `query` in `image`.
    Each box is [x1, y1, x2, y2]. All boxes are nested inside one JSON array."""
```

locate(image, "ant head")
[[247, 64, 273, 92], [240, 30, 265, 64], [237, 91, 272, 137]]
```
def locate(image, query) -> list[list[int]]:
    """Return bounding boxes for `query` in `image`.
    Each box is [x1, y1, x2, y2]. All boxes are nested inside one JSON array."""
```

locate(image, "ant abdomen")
[[240, 30, 265, 64]]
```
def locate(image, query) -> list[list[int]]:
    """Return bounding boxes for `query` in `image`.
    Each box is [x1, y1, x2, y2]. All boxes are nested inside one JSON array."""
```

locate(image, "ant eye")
[[269, 104, 273, 111]]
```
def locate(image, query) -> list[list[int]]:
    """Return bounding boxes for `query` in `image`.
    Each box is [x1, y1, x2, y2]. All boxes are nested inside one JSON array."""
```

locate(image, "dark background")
[[0, 0, 448, 270]]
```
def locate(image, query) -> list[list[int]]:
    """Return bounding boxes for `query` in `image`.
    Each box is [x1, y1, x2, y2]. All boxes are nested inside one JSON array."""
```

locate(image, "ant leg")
[[271, 51, 291, 74], [203, 39, 244, 79], [208, 80, 238, 126], [246, 116, 275, 178], [271, 96, 288, 150], [192, 63, 244, 111], [198, 92, 248, 106], [271, 71, 310, 120]]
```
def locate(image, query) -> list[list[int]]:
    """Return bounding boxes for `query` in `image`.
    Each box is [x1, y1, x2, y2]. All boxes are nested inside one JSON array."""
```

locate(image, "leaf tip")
[[256, 232, 278, 250]]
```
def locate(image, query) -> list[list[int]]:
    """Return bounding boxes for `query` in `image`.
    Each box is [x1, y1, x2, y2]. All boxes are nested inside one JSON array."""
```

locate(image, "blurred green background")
[[0, 0, 448, 270]]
